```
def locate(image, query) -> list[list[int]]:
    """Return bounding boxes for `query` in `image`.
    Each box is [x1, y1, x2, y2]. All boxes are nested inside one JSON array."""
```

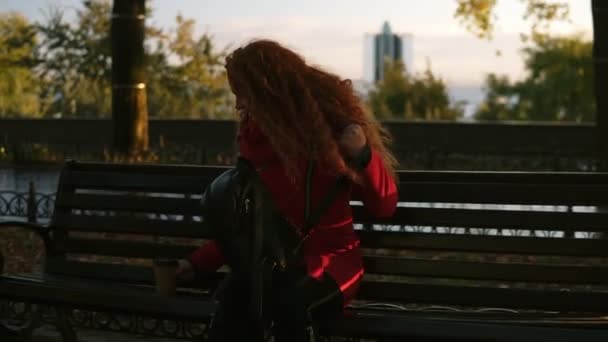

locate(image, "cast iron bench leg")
[[0, 303, 43, 342], [56, 307, 77, 342]]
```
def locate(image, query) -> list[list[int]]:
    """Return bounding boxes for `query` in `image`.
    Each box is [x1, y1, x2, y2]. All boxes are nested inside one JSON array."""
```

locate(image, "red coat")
[[189, 120, 398, 305]]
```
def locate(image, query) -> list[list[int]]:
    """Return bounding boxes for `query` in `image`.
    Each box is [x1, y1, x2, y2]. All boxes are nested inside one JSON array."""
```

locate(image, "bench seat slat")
[[0, 274, 216, 320], [358, 231, 608, 256], [357, 281, 608, 312], [363, 256, 608, 284], [54, 213, 210, 238], [334, 310, 608, 341], [61, 238, 197, 259], [353, 207, 608, 231], [45, 259, 154, 283], [44, 259, 224, 288]]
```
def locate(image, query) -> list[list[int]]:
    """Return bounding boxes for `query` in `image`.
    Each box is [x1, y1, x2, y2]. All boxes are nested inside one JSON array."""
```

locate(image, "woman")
[[176, 40, 398, 341]]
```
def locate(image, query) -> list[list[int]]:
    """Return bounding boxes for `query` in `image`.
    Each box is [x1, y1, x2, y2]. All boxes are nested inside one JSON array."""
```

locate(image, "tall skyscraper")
[[363, 21, 413, 83]]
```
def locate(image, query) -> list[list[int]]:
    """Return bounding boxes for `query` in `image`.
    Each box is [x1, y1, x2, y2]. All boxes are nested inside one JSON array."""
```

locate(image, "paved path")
[[29, 326, 185, 342]]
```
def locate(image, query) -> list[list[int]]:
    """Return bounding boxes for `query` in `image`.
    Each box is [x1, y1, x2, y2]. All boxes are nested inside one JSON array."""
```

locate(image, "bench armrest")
[[0, 221, 51, 274]]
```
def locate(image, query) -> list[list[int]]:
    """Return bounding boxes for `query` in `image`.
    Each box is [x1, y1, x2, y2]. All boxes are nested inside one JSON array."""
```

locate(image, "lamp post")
[[111, 0, 148, 155], [593, 0, 608, 170]]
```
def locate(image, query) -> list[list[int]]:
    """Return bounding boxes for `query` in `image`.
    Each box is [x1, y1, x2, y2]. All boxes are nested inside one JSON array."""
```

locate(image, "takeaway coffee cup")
[[153, 258, 178, 296]]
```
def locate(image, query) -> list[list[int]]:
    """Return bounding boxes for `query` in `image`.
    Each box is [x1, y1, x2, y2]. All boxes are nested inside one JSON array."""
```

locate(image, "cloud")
[[201, 16, 527, 86], [413, 34, 526, 86], [201, 16, 365, 76]]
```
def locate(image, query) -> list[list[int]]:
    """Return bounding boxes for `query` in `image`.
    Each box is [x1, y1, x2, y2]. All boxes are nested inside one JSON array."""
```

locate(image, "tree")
[[0, 13, 41, 117], [454, 0, 608, 167], [474, 74, 524, 121], [410, 67, 463, 121], [454, 0, 570, 41], [145, 15, 233, 119], [475, 35, 594, 122], [34, 0, 232, 120], [36, 0, 113, 118], [368, 60, 463, 120]]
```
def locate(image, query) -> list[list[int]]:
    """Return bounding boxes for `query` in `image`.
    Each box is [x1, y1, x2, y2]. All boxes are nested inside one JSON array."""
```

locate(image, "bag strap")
[[303, 176, 348, 235], [297, 160, 348, 251], [304, 158, 314, 224]]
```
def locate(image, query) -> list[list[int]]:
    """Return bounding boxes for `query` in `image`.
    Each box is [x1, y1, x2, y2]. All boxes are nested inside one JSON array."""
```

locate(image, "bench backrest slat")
[[53, 213, 206, 238], [57, 193, 202, 216], [398, 183, 608, 205], [63, 170, 214, 193], [48, 162, 220, 286], [354, 207, 608, 232], [363, 255, 608, 284], [357, 281, 608, 313], [45, 259, 225, 287], [396, 171, 608, 184]]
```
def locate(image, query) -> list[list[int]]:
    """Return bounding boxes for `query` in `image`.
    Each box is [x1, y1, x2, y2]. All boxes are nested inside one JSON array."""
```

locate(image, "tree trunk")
[[111, 0, 148, 155], [593, 0, 608, 170]]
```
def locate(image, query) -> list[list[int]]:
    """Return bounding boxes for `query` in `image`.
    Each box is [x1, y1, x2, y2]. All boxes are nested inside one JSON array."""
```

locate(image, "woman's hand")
[[339, 124, 367, 160], [175, 258, 195, 283]]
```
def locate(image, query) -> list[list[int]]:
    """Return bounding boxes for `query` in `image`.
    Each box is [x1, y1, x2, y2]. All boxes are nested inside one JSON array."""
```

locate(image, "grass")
[[0, 227, 46, 274]]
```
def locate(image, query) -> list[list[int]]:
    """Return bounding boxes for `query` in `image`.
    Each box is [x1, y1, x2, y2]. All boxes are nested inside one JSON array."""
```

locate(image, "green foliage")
[[368, 60, 463, 121], [455, 0, 593, 122], [454, 0, 498, 39], [521, 0, 570, 42], [146, 14, 234, 119], [454, 0, 570, 40], [0, 13, 41, 117], [0, 0, 232, 119], [37, 1, 112, 117], [475, 35, 594, 122]]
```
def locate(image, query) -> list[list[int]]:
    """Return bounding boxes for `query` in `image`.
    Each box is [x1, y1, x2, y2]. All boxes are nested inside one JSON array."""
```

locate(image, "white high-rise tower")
[[363, 21, 414, 83]]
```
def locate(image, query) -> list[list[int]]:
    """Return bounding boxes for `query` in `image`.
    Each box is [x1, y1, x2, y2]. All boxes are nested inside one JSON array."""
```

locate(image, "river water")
[[0, 166, 61, 193]]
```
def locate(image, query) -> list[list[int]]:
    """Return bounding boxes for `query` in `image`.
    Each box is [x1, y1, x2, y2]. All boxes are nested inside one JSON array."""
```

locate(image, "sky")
[[1, 0, 594, 109]]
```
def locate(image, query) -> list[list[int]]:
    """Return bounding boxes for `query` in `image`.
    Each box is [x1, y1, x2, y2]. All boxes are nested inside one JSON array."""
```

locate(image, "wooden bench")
[[1, 161, 608, 341]]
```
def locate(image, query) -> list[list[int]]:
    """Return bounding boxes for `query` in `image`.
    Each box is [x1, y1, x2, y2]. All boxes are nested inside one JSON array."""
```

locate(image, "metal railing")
[[0, 182, 55, 223], [0, 119, 599, 171]]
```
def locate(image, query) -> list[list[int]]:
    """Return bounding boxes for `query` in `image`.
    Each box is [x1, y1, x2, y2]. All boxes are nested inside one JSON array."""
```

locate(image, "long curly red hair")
[[225, 39, 397, 182]]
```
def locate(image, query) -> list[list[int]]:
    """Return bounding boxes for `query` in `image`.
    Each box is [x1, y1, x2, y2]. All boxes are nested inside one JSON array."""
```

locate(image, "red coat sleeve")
[[188, 240, 225, 274], [352, 148, 398, 218]]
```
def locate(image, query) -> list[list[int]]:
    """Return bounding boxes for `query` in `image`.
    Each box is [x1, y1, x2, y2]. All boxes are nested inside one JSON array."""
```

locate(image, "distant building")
[[363, 21, 413, 83]]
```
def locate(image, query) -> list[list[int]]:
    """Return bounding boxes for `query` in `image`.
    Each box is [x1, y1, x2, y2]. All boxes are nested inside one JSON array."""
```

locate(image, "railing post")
[[27, 181, 37, 224]]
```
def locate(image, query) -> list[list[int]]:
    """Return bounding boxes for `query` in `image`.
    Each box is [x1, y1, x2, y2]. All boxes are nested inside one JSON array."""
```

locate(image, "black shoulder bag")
[[249, 159, 348, 323], [201, 157, 348, 330]]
